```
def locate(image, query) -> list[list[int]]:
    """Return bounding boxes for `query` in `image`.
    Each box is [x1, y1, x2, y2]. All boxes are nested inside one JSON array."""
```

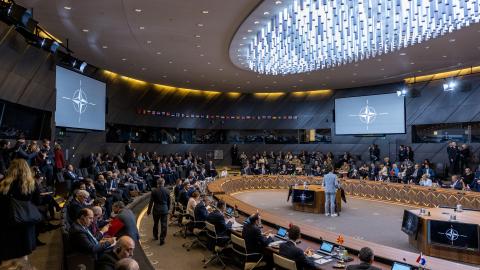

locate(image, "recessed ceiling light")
[[380, 68, 385, 71], [64, 6, 72, 10], [442, 55, 447, 58], [168, 60, 173, 64], [239, 43, 244, 46], [102, 45, 108, 49], [207, 62, 211, 65], [264, 11, 270, 15], [135, 9, 142, 12], [399, 52, 406, 56], [410, 62, 415, 65], [202, 10, 209, 14], [121, 58, 127, 61], [237, 86, 241, 89], [425, 46, 430, 49], [275, 1, 282, 4], [200, 54, 204, 57], [162, 75, 167, 78], [147, 40, 152, 44], [449, 39, 456, 42], [247, 29, 252, 33], [218, 68, 223, 71], [156, 51, 161, 55], [139, 26, 145, 30], [183, 69, 188, 72], [82, 29, 89, 32], [254, 21, 260, 24], [197, 23, 204, 27], [242, 37, 247, 40], [195, 35, 201, 38]]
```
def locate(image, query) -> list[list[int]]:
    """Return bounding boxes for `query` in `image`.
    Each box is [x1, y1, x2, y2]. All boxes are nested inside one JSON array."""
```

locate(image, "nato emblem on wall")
[[55, 66, 106, 131]]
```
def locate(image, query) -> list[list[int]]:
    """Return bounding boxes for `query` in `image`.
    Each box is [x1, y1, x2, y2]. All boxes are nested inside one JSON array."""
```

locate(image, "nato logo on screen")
[[334, 93, 405, 135], [55, 66, 106, 130]]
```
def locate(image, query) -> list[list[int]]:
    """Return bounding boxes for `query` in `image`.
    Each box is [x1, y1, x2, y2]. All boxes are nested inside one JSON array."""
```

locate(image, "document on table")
[[314, 258, 332, 265]]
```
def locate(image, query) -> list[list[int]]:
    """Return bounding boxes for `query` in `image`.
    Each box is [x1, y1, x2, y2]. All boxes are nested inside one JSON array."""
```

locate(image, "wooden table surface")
[[209, 176, 479, 270]]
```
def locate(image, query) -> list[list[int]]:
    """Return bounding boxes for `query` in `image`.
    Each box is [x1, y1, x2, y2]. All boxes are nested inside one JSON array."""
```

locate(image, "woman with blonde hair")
[[0, 159, 40, 267]]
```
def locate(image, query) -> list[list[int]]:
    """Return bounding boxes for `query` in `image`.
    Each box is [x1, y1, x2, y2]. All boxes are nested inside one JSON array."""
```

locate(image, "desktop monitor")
[[292, 189, 315, 205], [428, 220, 479, 250], [391, 262, 412, 270], [401, 210, 419, 236]]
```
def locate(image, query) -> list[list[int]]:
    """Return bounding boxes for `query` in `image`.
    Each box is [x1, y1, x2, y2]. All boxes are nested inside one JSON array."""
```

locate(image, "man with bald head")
[[96, 235, 136, 270], [115, 258, 139, 270]]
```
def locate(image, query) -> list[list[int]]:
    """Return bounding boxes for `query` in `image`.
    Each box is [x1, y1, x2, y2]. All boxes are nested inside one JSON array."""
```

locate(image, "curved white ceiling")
[[15, 0, 480, 92]]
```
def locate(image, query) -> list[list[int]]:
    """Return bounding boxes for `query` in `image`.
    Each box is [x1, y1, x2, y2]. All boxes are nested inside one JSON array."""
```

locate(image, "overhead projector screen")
[[55, 66, 106, 131], [335, 93, 405, 135]]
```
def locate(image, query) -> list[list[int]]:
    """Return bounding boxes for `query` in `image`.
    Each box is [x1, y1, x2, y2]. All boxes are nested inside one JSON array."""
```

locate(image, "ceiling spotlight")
[[247, 29, 252, 32], [139, 26, 145, 30], [202, 10, 209, 14], [264, 11, 270, 15], [254, 21, 260, 24], [449, 39, 456, 42], [242, 37, 247, 40], [147, 40, 152, 44], [64, 6, 72, 10], [396, 88, 408, 97], [399, 52, 406, 56], [135, 9, 142, 12], [196, 44, 201, 48], [82, 29, 89, 32], [443, 79, 457, 92], [275, 1, 282, 4], [218, 68, 223, 71], [102, 45, 108, 49], [195, 35, 201, 38], [197, 23, 204, 27], [121, 58, 127, 61], [156, 51, 161, 55]]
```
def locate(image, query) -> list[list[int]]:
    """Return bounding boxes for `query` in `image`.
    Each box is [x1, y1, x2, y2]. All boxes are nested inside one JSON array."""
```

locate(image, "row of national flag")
[[136, 108, 298, 120]]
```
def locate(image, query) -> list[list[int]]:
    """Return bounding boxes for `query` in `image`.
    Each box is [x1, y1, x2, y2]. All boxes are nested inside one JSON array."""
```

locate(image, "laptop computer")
[[274, 227, 288, 241], [391, 262, 412, 270], [316, 241, 335, 255], [226, 207, 234, 217]]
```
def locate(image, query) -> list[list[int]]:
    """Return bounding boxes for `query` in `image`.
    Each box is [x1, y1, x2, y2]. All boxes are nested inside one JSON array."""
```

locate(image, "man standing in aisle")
[[323, 168, 339, 217], [147, 178, 170, 245]]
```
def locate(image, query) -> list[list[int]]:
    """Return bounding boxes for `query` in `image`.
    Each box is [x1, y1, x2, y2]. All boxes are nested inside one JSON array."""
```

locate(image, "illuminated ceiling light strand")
[[244, 0, 480, 75]]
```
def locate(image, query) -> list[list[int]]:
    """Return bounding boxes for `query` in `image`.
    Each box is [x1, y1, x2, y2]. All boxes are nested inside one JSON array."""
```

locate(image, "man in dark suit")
[[147, 178, 170, 245], [242, 213, 273, 262], [194, 196, 211, 229], [178, 181, 190, 208], [69, 208, 114, 259], [95, 235, 135, 270], [67, 189, 89, 223], [279, 225, 316, 270], [112, 201, 139, 241], [206, 200, 232, 239], [124, 140, 135, 163], [346, 247, 381, 270]]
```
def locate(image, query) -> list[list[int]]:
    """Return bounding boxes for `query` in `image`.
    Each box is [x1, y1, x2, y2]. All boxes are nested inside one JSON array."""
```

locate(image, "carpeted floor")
[[233, 190, 419, 252]]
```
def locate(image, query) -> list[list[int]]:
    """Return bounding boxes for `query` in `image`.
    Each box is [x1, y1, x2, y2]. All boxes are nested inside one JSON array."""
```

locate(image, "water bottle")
[[303, 181, 307, 190]]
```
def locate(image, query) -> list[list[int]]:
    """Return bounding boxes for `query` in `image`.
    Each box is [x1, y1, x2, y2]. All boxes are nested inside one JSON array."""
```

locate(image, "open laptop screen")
[[391, 262, 412, 270], [319, 241, 334, 253], [277, 227, 288, 237]]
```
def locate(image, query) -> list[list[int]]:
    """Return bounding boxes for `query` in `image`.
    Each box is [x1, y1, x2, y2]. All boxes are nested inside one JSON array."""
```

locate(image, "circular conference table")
[[208, 175, 480, 270]]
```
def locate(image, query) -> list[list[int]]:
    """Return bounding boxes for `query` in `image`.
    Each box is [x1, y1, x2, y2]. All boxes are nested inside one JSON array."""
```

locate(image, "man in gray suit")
[[322, 169, 339, 217], [112, 201, 140, 241]]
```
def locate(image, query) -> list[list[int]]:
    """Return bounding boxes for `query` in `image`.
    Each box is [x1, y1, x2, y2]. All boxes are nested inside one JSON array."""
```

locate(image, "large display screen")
[[334, 93, 405, 135], [401, 210, 419, 236], [428, 220, 479, 250], [55, 66, 106, 130], [292, 189, 315, 205]]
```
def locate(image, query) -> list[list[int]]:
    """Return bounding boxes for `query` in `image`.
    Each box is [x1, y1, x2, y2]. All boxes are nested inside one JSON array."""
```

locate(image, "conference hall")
[[0, 1, 479, 270]]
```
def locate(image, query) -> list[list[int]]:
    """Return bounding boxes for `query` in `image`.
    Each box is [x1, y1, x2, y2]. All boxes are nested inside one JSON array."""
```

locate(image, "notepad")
[[314, 258, 332, 265], [268, 240, 286, 248]]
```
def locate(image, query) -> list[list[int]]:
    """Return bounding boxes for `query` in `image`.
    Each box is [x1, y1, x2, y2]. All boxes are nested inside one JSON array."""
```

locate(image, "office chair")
[[182, 212, 207, 251], [273, 253, 297, 270], [173, 203, 190, 238], [202, 222, 230, 269], [231, 234, 266, 270]]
